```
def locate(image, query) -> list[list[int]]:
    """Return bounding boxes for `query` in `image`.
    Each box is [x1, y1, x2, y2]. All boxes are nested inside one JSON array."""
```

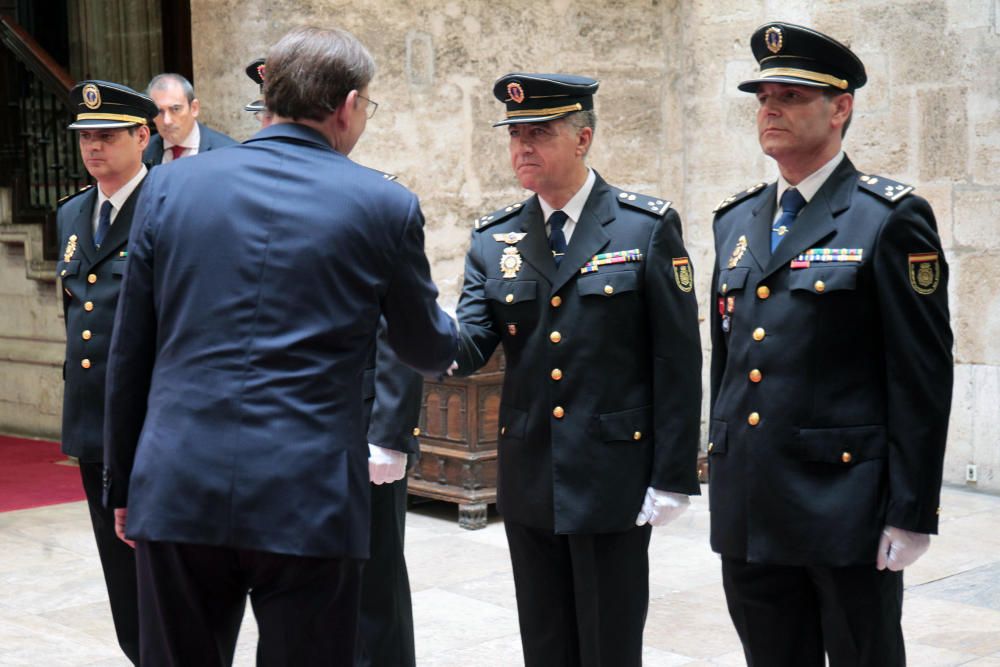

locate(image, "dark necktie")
[[95, 200, 112, 248], [549, 210, 568, 266], [771, 188, 806, 251], [170, 145, 185, 160]]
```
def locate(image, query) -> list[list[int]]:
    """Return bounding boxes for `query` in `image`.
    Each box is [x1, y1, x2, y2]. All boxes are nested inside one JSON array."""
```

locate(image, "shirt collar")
[[539, 168, 596, 223], [164, 121, 200, 150], [98, 164, 148, 213], [776, 150, 844, 206]]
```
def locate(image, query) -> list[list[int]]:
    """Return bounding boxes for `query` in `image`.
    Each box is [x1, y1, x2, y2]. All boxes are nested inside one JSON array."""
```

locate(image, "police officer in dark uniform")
[[708, 23, 953, 666], [242, 57, 423, 666], [55, 80, 158, 665], [455, 73, 702, 666]]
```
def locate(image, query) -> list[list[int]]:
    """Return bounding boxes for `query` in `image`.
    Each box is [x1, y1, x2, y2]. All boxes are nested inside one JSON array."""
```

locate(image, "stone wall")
[[1, 0, 996, 495]]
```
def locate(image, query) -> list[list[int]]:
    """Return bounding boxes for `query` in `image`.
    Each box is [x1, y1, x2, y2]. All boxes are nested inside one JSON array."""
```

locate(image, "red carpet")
[[0, 435, 85, 512]]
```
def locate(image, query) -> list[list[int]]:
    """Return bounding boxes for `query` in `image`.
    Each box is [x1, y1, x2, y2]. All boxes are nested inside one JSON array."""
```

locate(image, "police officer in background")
[[243, 56, 423, 667], [55, 80, 158, 665], [454, 73, 702, 666], [708, 23, 953, 666]]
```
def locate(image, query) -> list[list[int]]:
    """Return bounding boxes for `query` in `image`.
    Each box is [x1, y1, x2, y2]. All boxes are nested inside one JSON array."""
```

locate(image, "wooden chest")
[[408, 350, 504, 529]]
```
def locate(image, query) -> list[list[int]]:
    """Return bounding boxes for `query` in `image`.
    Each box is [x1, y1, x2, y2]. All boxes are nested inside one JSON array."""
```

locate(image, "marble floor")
[[1, 485, 999, 666]]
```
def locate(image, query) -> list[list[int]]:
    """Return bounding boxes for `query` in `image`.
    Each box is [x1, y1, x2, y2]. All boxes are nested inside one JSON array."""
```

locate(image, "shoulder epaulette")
[[57, 184, 94, 207], [474, 200, 527, 231], [614, 189, 672, 216], [857, 174, 914, 203], [713, 182, 767, 214]]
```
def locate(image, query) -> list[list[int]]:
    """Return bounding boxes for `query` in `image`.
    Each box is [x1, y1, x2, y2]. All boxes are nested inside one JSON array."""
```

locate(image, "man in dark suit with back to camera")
[[103, 27, 457, 666], [454, 73, 703, 666], [242, 55, 423, 667], [708, 22, 953, 666], [143, 72, 235, 165], [55, 80, 158, 665]]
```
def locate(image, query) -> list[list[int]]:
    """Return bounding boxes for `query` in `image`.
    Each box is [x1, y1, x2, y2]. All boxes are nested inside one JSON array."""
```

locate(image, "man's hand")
[[446, 360, 458, 377], [368, 444, 407, 485], [876, 525, 930, 571], [113, 508, 136, 549], [635, 488, 690, 527]]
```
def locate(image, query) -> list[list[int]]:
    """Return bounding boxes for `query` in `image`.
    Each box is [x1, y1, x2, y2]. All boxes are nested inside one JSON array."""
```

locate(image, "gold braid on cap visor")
[[505, 103, 583, 119], [761, 68, 849, 89], [75, 113, 149, 124]]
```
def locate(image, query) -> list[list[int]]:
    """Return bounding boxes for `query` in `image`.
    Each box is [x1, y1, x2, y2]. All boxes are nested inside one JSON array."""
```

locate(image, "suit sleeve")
[[381, 195, 458, 375], [367, 317, 424, 454], [873, 196, 953, 534], [454, 230, 502, 376], [646, 209, 703, 495], [102, 170, 160, 508]]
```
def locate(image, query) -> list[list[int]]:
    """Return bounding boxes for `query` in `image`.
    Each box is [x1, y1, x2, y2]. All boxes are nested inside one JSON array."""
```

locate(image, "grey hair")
[[147, 73, 196, 104]]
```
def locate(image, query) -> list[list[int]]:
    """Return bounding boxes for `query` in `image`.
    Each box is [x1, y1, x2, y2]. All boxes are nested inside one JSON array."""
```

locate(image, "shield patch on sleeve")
[[673, 257, 694, 293], [908, 253, 940, 295]]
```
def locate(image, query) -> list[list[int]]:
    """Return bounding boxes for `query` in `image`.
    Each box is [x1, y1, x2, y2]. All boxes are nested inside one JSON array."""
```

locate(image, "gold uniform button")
[[81, 359, 91, 369], [604, 284, 614, 295], [721, 283, 728, 294], [505, 293, 514, 303], [632, 431, 642, 441], [749, 369, 762, 383], [412, 427, 421, 436], [757, 285, 770, 299], [748, 412, 760, 426], [550, 296, 562, 308], [814, 280, 826, 293], [549, 331, 562, 344], [752, 327, 766, 341], [84, 301, 94, 312], [553, 406, 565, 419], [87, 273, 97, 284], [841, 452, 853, 463], [551, 368, 563, 381], [708, 441, 714, 452], [82, 330, 92, 341]]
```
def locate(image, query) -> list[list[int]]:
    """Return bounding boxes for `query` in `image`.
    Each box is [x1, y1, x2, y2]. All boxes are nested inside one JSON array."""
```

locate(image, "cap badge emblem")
[[82, 83, 101, 110], [765, 26, 783, 54], [507, 82, 525, 104]]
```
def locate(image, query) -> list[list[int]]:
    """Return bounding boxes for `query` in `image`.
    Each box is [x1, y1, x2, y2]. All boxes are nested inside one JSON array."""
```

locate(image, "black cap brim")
[[737, 75, 838, 93], [492, 110, 579, 127]]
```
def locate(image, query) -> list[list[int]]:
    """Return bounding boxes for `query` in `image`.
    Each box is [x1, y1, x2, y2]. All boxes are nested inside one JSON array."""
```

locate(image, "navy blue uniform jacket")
[[56, 181, 144, 462], [142, 121, 236, 165], [455, 173, 702, 534], [103, 123, 456, 559], [708, 156, 953, 567]]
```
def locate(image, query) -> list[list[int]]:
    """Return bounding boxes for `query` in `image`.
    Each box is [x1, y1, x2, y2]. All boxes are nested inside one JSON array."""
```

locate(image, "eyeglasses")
[[357, 94, 378, 119]]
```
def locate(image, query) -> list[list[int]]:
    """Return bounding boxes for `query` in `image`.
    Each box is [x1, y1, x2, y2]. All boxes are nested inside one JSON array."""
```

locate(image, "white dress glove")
[[635, 487, 690, 527], [368, 444, 407, 485], [876, 525, 930, 571]]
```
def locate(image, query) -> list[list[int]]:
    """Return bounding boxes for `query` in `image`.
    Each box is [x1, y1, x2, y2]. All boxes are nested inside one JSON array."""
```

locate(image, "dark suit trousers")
[[135, 540, 363, 667], [722, 557, 905, 667], [79, 461, 140, 664], [357, 477, 415, 667], [504, 521, 652, 667]]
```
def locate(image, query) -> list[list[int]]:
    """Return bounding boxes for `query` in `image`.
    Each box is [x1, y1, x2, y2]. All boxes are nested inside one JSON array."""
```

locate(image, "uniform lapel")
[[762, 157, 856, 279], [71, 189, 97, 265], [515, 196, 557, 285], [746, 183, 776, 271], [549, 176, 612, 295], [93, 177, 146, 263]]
